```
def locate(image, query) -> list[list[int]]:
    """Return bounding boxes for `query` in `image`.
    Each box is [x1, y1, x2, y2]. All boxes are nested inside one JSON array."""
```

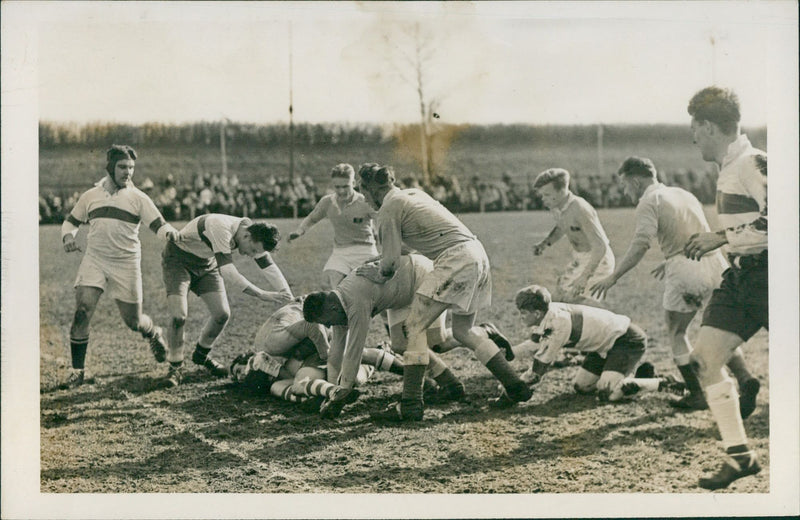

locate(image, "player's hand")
[[165, 230, 181, 243], [63, 237, 82, 253], [590, 275, 616, 300], [532, 242, 547, 256], [355, 263, 389, 284], [287, 230, 302, 242], [684, 231, 727, 261], [571, 275, 589, 298], [650, 261, 666, 280]]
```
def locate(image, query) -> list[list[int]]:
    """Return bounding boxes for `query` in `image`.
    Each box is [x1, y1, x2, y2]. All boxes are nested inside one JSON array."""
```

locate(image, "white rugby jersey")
[[65, 177, 169, 260], [530, 302, 630, 364], [301, 192, 376, 247], [176, 213, 274, 269], [715, 134, 768, 256], [550, 192, 611, 254]]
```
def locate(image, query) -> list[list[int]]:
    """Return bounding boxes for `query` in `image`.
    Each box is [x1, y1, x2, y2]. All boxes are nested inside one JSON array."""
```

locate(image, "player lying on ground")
[[161, 213, 294, 386], [303, 253, 491, 419], [681, 86, 767, 490], [502, 284, 684, 408], [355, 164, 528, 422], [60, 145, 179, 388], [532, 168, 615, 307], [590, 156, 759, 415], [288, 163, 379, 289]]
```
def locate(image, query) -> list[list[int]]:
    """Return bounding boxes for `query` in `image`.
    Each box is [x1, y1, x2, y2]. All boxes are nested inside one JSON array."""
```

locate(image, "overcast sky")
[[30, 2, 794, 127]]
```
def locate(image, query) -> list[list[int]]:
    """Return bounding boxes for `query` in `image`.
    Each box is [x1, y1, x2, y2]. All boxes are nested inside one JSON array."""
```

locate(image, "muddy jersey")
[[65, 177, 169, 260], [303, 192, 376, 247]]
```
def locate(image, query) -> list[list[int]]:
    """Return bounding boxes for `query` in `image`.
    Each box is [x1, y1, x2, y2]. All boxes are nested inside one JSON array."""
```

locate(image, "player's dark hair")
[[230, 351, 255, 381], [687, 86, 741, 135], [515, 284, 551, 313], [106, 144, 137, 175], [302, 291, 329, 323], [533, 168, 569, 191], [330, 163, 355, 179], [247, 222, 280, 252], [358, 163, 395, 187], [617, 156, 657, 179]]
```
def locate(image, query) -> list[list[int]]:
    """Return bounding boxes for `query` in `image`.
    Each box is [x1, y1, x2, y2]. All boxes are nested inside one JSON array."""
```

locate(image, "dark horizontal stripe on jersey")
[[564, 307, 584, 349], [196, 215, 215, 251], [255, 254, 273, 269], [88, 206, 140, 224], [149, 217, 166, 233], [716, 192, 760, 215], [66, 214, 84, 227], [215, 252, 234, 267]]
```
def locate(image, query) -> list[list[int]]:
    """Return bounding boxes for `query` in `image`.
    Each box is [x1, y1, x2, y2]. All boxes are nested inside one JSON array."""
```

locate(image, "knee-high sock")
[[705, 377, 748, 450], [675, 353, 705, 398], [297, 377, 337, 399], [273, 383, 306, 402], [70, 336, 89, 370], [355, 365, 375, 386]]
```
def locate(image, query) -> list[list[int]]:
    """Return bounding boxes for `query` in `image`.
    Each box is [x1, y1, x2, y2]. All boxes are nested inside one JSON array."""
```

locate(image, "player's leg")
[[193, 290, 231, 377], [596, 324, 647, 401], [726, 348, 760, 419], [572, 352, 604, 394], [692, 326, 761, 489], [66, 285, 104, 387], [665, 309, 708, 410], [114, 299, 167, 363], [361, 346, 404, 375]]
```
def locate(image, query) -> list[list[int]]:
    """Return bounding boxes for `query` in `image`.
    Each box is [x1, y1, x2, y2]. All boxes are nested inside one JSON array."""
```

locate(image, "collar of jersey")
[[722, 133, 753, 170]]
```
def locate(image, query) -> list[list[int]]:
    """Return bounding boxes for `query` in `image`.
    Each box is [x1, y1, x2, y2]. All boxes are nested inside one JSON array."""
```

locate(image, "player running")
[[681, 87, 768, 489], [532, 168, 615, 306], [509, 285, 682, 406], [161, 213, 293, 386], [590, 156, 759, 414], [60, 145, 179, 388], [302, 254, 471, 419], [287, 163, 378, 288], [355, 164, 528, 422]]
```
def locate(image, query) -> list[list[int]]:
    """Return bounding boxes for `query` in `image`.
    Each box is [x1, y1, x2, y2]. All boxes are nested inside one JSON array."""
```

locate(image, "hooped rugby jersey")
[[530, 302, 630, 365], [66, 177, 169, 259], [175, 214, 273, 269], [715, 134, 767, 257], [303, 192, 376, 247]]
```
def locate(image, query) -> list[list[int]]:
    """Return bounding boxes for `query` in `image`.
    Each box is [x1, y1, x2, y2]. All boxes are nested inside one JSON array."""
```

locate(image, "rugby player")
[[682, 87, 768, 489], [288, 163, 378, 288], [590, 157, 759, 415], [532, 168, 615, 306], [511, 285, 679, 406], [302, 254, 469, 419], [161, 213, 293, 386], [355, 165, 529, 422], [60, 145, 179, 388]]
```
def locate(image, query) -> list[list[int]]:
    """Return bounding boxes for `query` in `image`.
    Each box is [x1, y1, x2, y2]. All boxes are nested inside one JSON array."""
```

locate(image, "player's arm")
[[326, 326, 347, 384], [217, 255, 282, 302], [575, 208, 612, 284], [592, 204, 654, 298], [528, 319, 572, 384], [288, 197, 328, 241], [61, 192, 89, 252], [291, 320, 330, 361], [336, 309, 370, 389], [253, 253, 294, 302], [533, 226, 565, 255], [725, 156, 768, 250], [140, 192, 180, 242], [377, 211, 403, 278]]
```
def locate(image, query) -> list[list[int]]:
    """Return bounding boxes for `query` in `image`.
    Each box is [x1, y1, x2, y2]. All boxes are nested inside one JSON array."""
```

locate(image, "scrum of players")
[[59, 86, 767, 490]]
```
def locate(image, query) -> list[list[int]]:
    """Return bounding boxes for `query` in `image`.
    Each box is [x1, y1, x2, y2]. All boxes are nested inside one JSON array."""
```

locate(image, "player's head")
[[357, 164, 395, 209], [617, 156, 657, 204], [687, 86, 741, 162], [105, 144, 137, 188], [240, 222, 280, 256], [230, 351, 276, 393], [302, 291, 347, 327], [515, 284, 551, 326], [533, 168, 570, 209], [330, 163, 356, 200]]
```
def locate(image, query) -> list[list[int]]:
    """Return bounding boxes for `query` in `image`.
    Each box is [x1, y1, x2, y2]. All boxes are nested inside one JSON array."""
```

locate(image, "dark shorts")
[[162, 241, 225, 297], [701, 251, 768, 341], [581, 323, 647, 376]]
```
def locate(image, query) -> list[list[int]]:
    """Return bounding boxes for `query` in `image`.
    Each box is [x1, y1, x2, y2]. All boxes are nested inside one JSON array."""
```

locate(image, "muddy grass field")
[[39, 209, 769, 495]]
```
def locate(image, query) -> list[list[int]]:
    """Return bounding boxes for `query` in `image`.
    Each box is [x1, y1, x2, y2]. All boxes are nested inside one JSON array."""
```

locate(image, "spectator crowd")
[[39, 167, 718, 225]]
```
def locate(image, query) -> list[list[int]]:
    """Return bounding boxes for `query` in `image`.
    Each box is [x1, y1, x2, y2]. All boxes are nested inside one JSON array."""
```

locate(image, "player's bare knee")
[[212, 310, 230, 327], [122, 315, 141, 331]]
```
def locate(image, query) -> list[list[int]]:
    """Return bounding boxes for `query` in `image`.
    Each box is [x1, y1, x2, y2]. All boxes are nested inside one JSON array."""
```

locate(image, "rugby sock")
[[485, 350, 531, 401], [70, 337, 89, 370], [705, 377, 748, 449], [298, 377, 337, 399], [426, 351, 448, 379], [137, 314, 156, 338], [356, 365, 376, 385], [192, 344, 211, 363], [401, 365, 427, 403], [276, 384, 305, 403], [433, 367, 461, 390], [372, 347, 403, 375], [726, 348, 755, 386]]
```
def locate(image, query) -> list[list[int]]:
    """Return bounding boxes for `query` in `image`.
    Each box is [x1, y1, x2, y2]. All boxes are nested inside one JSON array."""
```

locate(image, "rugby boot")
[[485, 352, 533, 404], [698, 447, 761, 490], [370, 399, 424, 422], [319, 387, 360, 419], [166, 363, 183, 387], [488, 388, 517, 409], [739, 378, 760, 420], [669, 392, 708, 411], [424, 381, 467, 404], [192, 350, 228, 378], [63, 368, 85, 389], [481, 322, 514, 361], [148, 326, 167, 363]]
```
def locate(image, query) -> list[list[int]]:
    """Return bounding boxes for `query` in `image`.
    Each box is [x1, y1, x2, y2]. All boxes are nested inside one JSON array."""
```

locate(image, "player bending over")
[[507, 285, 679, 407], [590, 156, 759, 415], [60, 145, 179, 388], [532, 168, 614, 306], [288, 163, 378, 288], [161, 213, 293, 386]]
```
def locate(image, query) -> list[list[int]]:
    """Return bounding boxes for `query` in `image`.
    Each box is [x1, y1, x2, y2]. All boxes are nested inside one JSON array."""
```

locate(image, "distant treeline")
[[38, 121, 766, 149]]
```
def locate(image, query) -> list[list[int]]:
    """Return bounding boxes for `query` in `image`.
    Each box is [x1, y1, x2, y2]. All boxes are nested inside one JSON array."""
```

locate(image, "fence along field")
[[39, 206, 769, 493]]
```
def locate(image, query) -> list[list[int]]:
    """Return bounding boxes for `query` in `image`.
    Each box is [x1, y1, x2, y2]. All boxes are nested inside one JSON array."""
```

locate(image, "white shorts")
[[416, 240, 492, 315], [74, 253, 142, 304], [557, 249, 615, 300], [662, 253, 727, 313], [323, 244, 379, 276]]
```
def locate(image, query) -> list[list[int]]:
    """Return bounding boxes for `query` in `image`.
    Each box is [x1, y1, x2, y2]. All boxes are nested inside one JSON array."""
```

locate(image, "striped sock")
[[70, 337, 89, 369], [278, 385, 306, 402], [298, 377, 337, 399]]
